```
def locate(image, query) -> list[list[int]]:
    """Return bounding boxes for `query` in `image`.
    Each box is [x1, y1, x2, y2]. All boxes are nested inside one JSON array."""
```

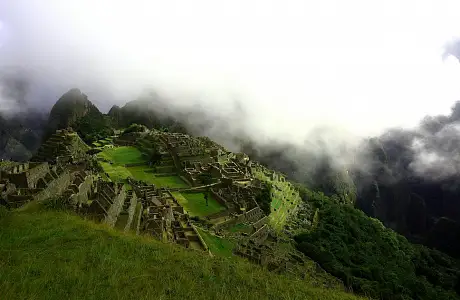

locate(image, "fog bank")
[[1, 1, 460, 178]]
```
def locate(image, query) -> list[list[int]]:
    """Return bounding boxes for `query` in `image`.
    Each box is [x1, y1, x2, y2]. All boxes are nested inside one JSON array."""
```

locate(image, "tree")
[[198, 173, 213, 207], [122, 123, 147, 134], [204, 191, 209, 206], [255, 183, 272, 215]]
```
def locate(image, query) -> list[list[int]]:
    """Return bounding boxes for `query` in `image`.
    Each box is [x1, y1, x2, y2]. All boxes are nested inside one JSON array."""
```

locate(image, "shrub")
[[255, 183, 272, 215], [43, 197, 71, 211], [0, 204, 9, 219], [123, 124, 147, 134]]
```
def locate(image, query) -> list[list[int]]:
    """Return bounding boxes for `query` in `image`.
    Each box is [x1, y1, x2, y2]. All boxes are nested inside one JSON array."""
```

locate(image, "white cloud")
[[0, 0, 460, 144]]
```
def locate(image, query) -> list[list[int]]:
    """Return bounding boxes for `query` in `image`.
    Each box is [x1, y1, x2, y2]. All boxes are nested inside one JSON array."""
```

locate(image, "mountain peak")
[[47, 89, 99, 131], [45, 89, 112, 144]]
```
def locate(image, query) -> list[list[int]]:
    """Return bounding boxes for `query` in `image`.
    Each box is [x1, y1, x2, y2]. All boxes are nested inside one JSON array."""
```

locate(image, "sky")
[[1, 0, 460, 144]]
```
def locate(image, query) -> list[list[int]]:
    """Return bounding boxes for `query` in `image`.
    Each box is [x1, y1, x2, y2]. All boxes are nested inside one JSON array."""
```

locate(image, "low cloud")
[[1, 1, 460, 183]]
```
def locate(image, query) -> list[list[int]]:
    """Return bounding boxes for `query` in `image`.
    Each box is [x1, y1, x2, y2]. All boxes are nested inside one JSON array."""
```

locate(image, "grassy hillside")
[[0, 208, 362, 300]]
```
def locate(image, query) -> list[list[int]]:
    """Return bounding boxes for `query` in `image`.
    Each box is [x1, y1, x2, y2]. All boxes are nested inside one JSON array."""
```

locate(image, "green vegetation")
[[254, 183, 271, 215], [0, 210, 362, 300], [294, 187, 460, 300], [125, 165, 157, 183], [99, 162, 131, 182], [96, 146, 187, 188], [196, 228, 235, 258], [0, 205, 9, 219], [98, 146, 145, 165], [172, 192, 226, 217], [150, 176, 189, 188], [228, 223, 253, 234], [252, 168, 300, 232], [123, 123, 148, 134], [128, 167, 188, 188], [75, 111, 113, 144], [45, 88, 113, 144]]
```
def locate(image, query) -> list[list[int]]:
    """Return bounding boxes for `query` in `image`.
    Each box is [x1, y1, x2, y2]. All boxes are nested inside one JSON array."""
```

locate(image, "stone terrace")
[[4, 164, 71, 208], [1, 162, 50, 189], [130, 180, 208, 252], [31, 129, 89, 164], [85, 181, 128, 227]]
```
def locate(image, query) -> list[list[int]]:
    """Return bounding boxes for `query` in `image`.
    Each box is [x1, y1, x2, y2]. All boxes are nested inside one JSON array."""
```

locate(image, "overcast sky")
[[1, 0, 460, 143]]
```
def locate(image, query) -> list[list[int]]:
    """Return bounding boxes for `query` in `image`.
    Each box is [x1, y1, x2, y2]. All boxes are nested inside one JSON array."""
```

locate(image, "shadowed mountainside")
[[45, 88, 113, 144], [0, 111, 47, 161]]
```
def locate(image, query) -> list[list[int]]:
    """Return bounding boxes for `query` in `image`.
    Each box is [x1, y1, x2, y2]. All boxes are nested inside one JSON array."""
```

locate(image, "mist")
[[2, 0, 460, 180]]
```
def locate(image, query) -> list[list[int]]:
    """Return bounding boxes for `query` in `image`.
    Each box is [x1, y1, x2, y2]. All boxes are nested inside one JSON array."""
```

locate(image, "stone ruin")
[[233, 230, 318, 278], [31, 129, 89, 165], [0, 129, 281, 260], [129, 179, 209, 252], [0, 161, 71, 208]]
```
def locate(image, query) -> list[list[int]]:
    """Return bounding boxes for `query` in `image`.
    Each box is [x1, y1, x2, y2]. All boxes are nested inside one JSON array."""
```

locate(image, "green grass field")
[[151, 176, 189, 188], [172, 192, 226, 217], [126, 165, 156, 183], [99, 159, 188, 188], [97, 147, 147, 183], [0, 209, 362, 300], [127, 166, 188, 188], [228, 223, 253, 234], [196, 228, 235, 258], [98, 146, 145, 165], [99, 162, 131, 182]]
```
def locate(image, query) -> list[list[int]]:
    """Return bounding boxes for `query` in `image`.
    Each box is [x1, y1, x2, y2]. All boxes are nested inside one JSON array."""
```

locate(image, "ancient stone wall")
[[7, 195, 33, 206], [26, 163, 50, 188], [124, 192, 139, 232], [34, 170, 72, 202], [104, 184, 127, 227], [113, 139, 135, 146], [0, 182, 16, 198], [206, 207, 235, 220], [191, 224, 209, 251], [56, 155, 72, 165], [135, 202, 144, 235], [253, 216, 268, 230], [214, 214, 245, 231], [183, 172, 197, 186], [249, 224, 270, 244], [5, 173, 28, 188], [214, 207, 265, 231], [3, 163, 50, 189], [210, 189, 229, 207], [69, 174, 95, 206], [125, 162, 146, 167], [244, 207, 264, 223]]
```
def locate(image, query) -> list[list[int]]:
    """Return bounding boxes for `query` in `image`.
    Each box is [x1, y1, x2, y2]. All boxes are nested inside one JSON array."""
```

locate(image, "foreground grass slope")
[[0, 209, 362, 300]]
